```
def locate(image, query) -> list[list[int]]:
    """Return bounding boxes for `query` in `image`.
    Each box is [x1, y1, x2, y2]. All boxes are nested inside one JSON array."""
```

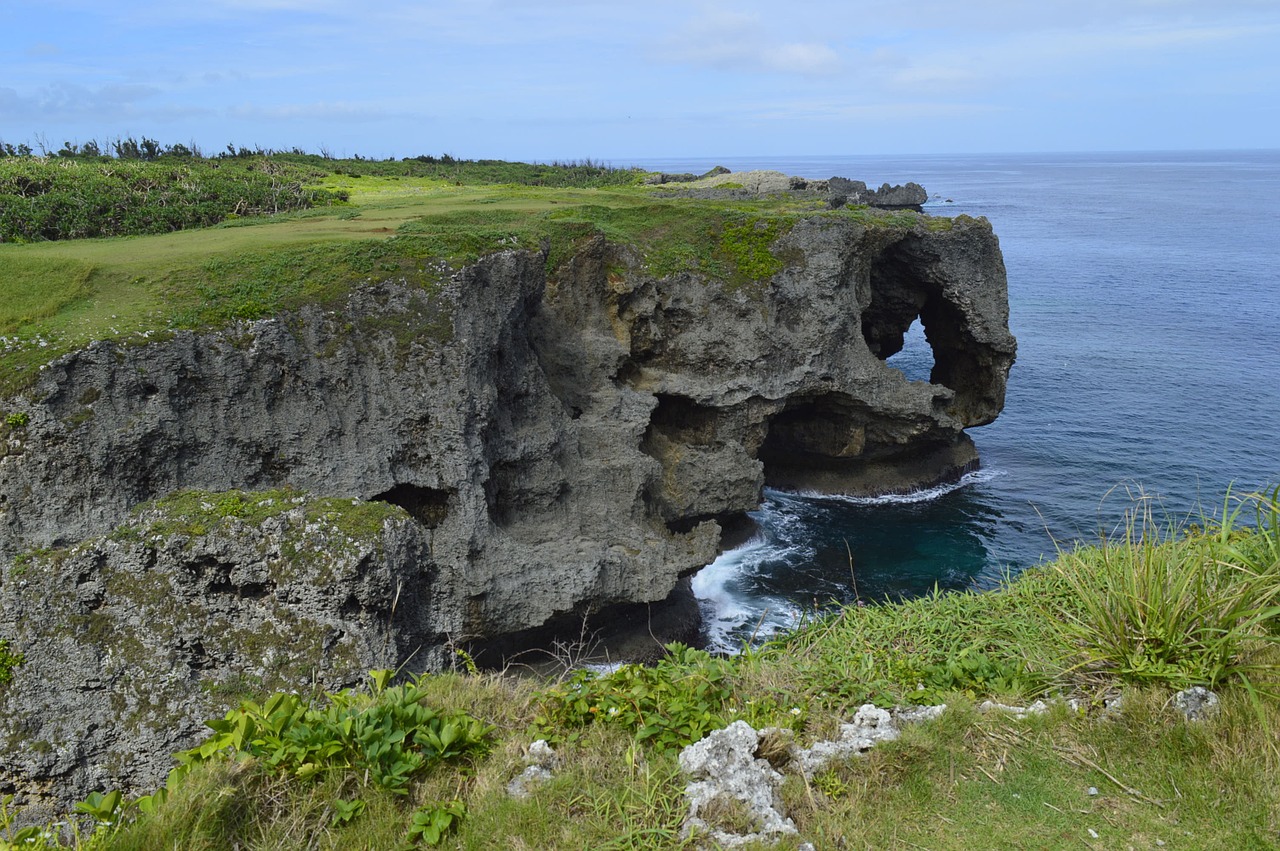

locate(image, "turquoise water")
[[643, 151, 1280, 650]]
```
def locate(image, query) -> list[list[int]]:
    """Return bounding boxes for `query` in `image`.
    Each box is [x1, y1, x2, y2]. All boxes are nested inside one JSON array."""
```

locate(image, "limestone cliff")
[[0, 209, 1014, 806]]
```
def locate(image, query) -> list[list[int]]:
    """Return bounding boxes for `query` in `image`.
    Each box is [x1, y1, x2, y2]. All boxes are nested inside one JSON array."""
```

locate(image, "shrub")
[[0, 158, 345, 242], [533, 643, 736, 754], [0, 640, 23, 689]]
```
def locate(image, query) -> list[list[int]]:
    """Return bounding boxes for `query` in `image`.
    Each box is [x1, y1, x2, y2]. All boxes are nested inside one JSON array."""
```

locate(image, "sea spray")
[[694, 470, 1005, 653]]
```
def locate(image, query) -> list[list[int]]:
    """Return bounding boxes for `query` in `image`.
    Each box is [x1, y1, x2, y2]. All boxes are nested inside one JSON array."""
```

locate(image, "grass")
[[0, 155, 935, 398], [4, 489, 1278, 849], [1052, 490, 1280, 696]]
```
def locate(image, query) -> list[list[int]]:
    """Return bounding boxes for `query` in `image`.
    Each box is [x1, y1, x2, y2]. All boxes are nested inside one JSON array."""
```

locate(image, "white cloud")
[[760, 43, 841, 76], [879, 19, 1280, 97], [743, 98, 1004, 123], [0, 82, 165, 120], [659, 8, 843, 76]]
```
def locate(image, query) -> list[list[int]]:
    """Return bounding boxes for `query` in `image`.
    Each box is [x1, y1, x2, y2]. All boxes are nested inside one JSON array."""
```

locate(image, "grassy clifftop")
[[0, 153, 940, 397]]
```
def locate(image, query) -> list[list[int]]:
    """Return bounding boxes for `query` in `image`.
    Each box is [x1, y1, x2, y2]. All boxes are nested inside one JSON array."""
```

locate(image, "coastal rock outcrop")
[[0, 205, 1014, 805], [827, 177, 928, 210], [0, 492, 444, 815], [659, 169, 927, 210]]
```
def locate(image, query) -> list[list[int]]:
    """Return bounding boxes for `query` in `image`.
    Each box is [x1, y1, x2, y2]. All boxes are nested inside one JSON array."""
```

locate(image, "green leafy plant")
[[406, 800, 466, 846], [3, 412, 27, 428], [179, 669, 494, 795], [534, 643, 735, 754], [73, 790, 123, 824], [0, 640, 23, 689], [329, 796, 366, 826]]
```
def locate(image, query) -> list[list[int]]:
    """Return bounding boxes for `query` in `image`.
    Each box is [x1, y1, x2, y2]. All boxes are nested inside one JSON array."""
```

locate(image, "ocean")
[[641, 151, 1280, 651]]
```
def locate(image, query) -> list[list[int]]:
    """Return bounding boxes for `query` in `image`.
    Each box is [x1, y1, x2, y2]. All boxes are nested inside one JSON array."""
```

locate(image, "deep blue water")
[[641, 151, 1280, 650]]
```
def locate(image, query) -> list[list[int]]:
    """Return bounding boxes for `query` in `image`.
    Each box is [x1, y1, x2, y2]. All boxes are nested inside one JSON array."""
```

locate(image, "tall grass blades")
[[1053, 491, 1280, 695]]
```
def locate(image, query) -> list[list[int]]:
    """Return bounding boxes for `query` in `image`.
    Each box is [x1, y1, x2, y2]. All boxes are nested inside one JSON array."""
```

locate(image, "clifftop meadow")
[[0, 147, 1277, 849]]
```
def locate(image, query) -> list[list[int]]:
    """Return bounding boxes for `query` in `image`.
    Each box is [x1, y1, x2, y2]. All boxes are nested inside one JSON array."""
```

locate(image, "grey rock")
[[980, 699, 1054, 718], [0, 219, 1015, 806], [0, 494, 445, 810], [643, 172, 699, 185], [794, 704, 900, 777], [828, 178, 928, 210], [892, 704, 948, 725], [678, 721, 797, 847], [643, 166, 731, 185], [2, 221, 1014, 600], [506, 739, 558, 799], [1173, 686, 1220, 721]]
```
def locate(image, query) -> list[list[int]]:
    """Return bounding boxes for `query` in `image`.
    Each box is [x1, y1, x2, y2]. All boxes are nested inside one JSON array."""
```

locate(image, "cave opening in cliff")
[[757, 393, 871, 491], [372, 483, 451, 529], [642, 394, 719, 449], [863, 241, 976, 398]]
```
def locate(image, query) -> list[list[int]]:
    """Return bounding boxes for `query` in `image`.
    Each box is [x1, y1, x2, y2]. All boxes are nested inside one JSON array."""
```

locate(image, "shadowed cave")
[[372, 483, 452, 529]]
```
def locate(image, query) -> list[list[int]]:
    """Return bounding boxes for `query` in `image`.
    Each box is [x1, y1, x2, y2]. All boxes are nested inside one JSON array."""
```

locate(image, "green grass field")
[[0, 155, 922, 397]]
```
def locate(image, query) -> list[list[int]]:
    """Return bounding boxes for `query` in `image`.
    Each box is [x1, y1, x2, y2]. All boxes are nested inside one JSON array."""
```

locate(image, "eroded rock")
[[792, 704, 901, 778], [0, 212, 1015, 806], [679, 721, 798, 847], [1173, 687, 1220, 721], [0, 492, 446, 812], [506, 739, 559, 799]]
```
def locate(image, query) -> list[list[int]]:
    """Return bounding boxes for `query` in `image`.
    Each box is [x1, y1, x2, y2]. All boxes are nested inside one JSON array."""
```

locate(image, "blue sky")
[[4, 0, 1278, 162]]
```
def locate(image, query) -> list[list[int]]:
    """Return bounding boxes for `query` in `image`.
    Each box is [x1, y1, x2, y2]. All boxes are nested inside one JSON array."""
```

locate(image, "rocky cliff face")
[[0, 492, 442, 814], [0, 210, 1014, 806]]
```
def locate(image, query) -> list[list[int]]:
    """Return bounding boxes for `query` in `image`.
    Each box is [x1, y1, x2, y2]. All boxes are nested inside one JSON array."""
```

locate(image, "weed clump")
[[1052, 487, 1280, 695]]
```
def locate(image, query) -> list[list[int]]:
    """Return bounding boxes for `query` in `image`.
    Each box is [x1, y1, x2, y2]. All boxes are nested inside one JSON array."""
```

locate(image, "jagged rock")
[[643, 172, 699, 185], [643, 166, 732, 185], [0, 215, 1015, 806], [792, 704, 902, 777], [1173, 687, 1220, 721], [0, 493, 445, 812], [2, 220, 1014, 625], [892, 704, 948, 725], [679, 721, 797, 847], [979, 697, 1084, 718], [506, 739, 558, 798], [680, 707, 947, 846], [827, 178, 928, 210]]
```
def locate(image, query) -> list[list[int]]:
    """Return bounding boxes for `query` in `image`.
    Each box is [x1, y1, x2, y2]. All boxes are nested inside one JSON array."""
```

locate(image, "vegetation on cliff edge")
[[4, 489, 1277, 849], [0, 150, 948, 397]]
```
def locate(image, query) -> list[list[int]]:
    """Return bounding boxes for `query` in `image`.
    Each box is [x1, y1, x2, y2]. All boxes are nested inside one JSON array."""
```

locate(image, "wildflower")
[[790, 707, 802, 716]]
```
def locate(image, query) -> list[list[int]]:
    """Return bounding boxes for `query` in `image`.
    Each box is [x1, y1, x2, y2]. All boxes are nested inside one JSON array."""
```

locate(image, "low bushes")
[[0, 158, 346, 242]]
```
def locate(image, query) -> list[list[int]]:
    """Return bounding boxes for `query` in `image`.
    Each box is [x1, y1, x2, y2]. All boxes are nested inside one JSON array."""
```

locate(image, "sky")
[[3, 0, 1279, 163]]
